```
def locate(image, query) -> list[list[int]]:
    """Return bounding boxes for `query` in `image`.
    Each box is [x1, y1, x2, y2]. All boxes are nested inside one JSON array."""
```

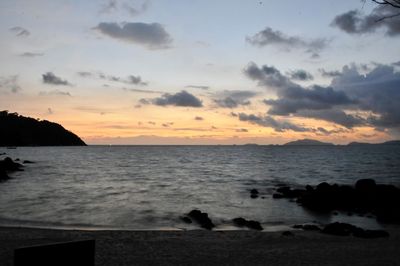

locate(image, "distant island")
[[284, 139, 400, 146], [348, 140, 400, 146], [0, 111, 86, 146], [284, 139, 334, 146]]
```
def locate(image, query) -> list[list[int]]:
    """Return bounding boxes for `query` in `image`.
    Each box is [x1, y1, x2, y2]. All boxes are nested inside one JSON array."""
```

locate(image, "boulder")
[[188, 210, 215, 230], [232, 217, 263, 231]]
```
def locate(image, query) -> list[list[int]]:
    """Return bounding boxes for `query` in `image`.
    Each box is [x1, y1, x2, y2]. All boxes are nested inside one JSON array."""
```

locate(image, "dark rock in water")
[[250, 189, 259, 198], [0, 157, 23, 171], [233, 217, 263, 231], [0, 153, 6, 156], [15, 158, 20, 161], [181, 216, 192, 224], [321, 222, 389, 238], [293, 224, 321, 231], [188, 210, 215, 230], [355, 179, 376, 191], [273, 178, 400, 224], [250, 189, 259, 195], [273, 193, 284, 199], [282, 231, 294, 236], [23, 160, 35, 164], [321, 222, 357, 236], [246, 220, 263, 231], [232, 217, 247, 227], [0, 167, 9, 181]]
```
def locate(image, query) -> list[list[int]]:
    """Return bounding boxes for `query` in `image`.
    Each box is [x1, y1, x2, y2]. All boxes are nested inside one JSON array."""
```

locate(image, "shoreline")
[[1, 226, 400, 266]]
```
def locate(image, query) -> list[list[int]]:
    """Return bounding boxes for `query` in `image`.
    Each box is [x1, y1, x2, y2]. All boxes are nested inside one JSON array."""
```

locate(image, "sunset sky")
[[1, 0, 400, 144]]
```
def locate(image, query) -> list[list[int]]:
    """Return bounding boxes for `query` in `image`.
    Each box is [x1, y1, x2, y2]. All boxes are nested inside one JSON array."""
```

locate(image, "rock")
[[321, 222, 356, 236], [355, 179, 376, 192], [181, 216, 192, 224], [0, 167, 9, 181], [188, 210, 215, 230], [23, 160, 35, 164], [0, 157, 23, 171], [250, 194, 258, 199], [293, 224, 321, 231], [232, 217, 263, 231], [282, 231, 294, 236], [250, 189, 259, 195], [273, 193, 284, 199]]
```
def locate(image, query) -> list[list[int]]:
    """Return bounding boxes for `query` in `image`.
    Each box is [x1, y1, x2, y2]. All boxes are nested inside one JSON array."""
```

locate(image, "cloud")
[[9, 26, 30, 37], [244, 61, 400, 131], [331, 6, 400, 36], [287, 69, 313, 81], [319, 68, 342, 78], [19, 52, 44, 57], [246, 27, 328, 55], [296, 109, 365, 128], [78, 71, 148, 86], [194, 116, 204, 121], [123, 88, 162, 93], [100, 0, 149, 16], [236, 128, 248, 132], [47, 108, 54, 115], [213, 90, 257, 108], [39, 90, 72, 97], [185, 85, 209, 90], [264, 85, 355, 115], [94, 22, 172, 49], [42, 72, 72, 86], [331, 64, 400, 128], [238, 113, 312, 132], [0, 75, 21, 93], [145, 90, 203, 107]]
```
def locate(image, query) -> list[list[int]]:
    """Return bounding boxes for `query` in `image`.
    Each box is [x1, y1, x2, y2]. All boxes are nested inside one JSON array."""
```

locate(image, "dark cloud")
[[393, 61, 400, 67], [236, 128, 248, 132], [288, 69, 314, 81], [185, 85, 209, 90], [213, 90, 257, 108], [148, 121, 156, 125], [297, 109, 365, 128], [42, 72, 72, 86], [244, 61, 400, 131], [9, 26, 30, 37], [0, 75, 21, 93], [47, 108, 54, 115], [331, 6, 400, 36], [332, 64, 400, 128], [238, 113, 312, 132], [19, 52, 44, 57], [39, 90, 72, 97], [246, 27, 328, 55], [264, 85, 355, 115], [145, 90, 203, 107], [94, 22, 172, 49], [194, 116, 204, 121], [244, 62, 292, 89]]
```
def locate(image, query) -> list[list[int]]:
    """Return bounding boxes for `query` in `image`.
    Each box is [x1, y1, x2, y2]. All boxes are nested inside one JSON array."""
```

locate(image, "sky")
[[1, 0, 400, 145]]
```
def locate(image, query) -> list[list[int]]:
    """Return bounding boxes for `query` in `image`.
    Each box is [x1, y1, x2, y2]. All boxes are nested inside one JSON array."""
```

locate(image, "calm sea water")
[[1, 145, 399, 230]]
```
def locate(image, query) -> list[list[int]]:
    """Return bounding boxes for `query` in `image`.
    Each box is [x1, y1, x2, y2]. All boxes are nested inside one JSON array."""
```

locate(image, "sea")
[[1, 145, 399, 231]]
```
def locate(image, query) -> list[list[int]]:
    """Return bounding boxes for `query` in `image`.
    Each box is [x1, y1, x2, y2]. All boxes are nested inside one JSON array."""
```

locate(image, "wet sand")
[[1, 226, 399, 266]]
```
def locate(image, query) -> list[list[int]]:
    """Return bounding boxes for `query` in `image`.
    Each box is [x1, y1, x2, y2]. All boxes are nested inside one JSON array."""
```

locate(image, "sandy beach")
[[1, 226, 400, 266]]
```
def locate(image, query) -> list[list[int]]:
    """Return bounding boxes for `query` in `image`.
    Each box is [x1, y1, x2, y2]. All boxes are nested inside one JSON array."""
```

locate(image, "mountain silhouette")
[[0, 111, 86, 146]]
